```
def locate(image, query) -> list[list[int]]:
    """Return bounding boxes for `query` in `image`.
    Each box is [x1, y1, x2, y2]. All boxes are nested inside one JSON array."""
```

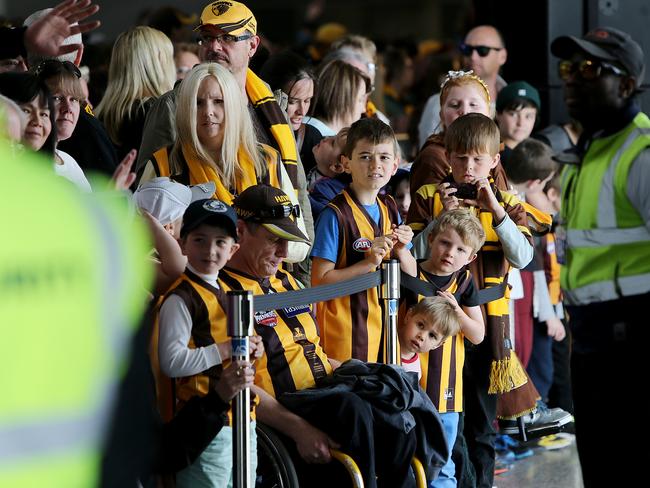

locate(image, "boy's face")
[[180, 224, 239, 275], [448, 150, 499, 184], [312, 135, 345, 177], [496, 107, 537, 147], [343, 138, 398, 192], [399, 310, 445, 356], [426, 228, 477, 275]]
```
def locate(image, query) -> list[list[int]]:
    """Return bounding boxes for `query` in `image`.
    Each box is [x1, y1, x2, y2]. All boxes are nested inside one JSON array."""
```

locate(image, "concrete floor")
[[494, 441, 584, 488]]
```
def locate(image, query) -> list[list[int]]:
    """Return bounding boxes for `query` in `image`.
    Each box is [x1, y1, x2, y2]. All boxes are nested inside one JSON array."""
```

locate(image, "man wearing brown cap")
[[218, 184, 423, 488], [137, 1, 313, 260], [551, 26, 650, 486]]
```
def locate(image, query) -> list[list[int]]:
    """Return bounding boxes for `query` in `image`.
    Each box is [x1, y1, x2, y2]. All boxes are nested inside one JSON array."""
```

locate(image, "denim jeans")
[[431, 412, 459, 488], [176, 422, 258, 488]]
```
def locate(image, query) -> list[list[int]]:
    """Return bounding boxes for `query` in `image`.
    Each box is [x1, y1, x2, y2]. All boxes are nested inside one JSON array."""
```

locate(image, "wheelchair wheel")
[[256, 423, 299, 488]]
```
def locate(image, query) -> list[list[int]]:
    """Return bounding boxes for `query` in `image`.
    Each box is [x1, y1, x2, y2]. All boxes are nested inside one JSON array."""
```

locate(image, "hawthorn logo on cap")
[[212, 1, 231, 16], [203, 200, 229, 213], [591, 29, 609, 39]]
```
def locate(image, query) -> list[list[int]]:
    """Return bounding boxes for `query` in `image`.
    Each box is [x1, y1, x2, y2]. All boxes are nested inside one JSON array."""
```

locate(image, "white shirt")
[[54, 149, 92, 192], [158, 264, 223, 378]]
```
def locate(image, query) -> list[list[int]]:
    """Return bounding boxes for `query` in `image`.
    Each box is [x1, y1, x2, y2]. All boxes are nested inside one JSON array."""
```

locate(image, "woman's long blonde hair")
[[172, 63, 266, 188], [96, 26, 175, 144]]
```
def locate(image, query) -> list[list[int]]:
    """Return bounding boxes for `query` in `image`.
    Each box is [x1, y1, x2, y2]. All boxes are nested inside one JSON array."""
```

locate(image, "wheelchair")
[[255, 423, 427, 488]]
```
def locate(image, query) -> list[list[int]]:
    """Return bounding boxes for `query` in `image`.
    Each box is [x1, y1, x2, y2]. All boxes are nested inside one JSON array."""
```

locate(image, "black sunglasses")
[[558, 59, 627, 81], [251, 203, 301, 220], [34, 59, 81, 79], [459, 43, 503, 57]]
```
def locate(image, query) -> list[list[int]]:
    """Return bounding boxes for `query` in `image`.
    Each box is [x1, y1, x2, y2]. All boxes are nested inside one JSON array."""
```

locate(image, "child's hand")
[[438, 182, 460, 211], [367, 236, 394, 266], [437, 290, 461, 313], [214, 360, 255, 402], [249, 335, 264, 362], [461, 178, 507, 223], [546, 317, 566, 341], [390, 224, 413, 252]]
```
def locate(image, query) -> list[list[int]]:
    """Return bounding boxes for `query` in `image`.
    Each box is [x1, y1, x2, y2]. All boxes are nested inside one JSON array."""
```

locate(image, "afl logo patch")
[[353, 237, 372, 252]]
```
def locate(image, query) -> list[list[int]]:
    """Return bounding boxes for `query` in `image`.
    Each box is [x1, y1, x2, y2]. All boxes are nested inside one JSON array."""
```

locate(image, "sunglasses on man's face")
[[459, 43, 503, 57], [558, 59, 628, 81]]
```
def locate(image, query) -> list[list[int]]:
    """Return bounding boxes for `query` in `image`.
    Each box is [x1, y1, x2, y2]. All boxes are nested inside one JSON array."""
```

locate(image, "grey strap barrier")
[[252, 270, 382, 312], [399, 272, 508, 305]]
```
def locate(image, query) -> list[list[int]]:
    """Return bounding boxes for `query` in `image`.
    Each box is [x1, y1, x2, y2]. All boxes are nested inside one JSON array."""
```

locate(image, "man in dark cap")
[[551, 27, 649, 486]]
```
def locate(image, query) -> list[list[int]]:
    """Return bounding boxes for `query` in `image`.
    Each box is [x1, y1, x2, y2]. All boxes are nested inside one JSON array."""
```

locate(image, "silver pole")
[[227, 290, 254, 488], [381, 259, 400, 365]]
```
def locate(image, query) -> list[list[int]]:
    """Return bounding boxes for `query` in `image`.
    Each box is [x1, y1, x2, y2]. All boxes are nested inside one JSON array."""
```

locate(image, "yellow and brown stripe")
[[400, 267, 472, 412], [219, 267, 332, 398], [246, 69, 299, 190], [316, 189, 401, 362]]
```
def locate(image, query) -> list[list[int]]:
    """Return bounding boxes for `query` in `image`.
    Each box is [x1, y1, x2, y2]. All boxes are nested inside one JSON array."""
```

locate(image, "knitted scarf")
[[245, 69, 299, 189]]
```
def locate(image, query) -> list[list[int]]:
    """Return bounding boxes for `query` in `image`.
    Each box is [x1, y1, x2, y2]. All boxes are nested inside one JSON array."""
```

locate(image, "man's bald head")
[[462, 25, 507, 82]]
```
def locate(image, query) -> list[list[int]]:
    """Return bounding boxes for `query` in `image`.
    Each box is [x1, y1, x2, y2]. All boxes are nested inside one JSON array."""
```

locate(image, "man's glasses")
[[558, 59, 628, 81], [459, 43, 503, 57], [197, 33, 252, 46]]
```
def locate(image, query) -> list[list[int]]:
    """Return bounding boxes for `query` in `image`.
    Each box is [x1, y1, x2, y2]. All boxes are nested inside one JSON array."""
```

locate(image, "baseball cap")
[[496, 81, 541, 112], [134, 177, 217, 225], [196, 1, 257, 36], [551, 27, 645, 87], [233, 184, 310, 244], [181, 198, 238, 239]]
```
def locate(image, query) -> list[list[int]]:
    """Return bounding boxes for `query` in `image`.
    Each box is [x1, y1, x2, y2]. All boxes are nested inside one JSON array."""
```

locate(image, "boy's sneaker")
[[499, 401, 573, 435]]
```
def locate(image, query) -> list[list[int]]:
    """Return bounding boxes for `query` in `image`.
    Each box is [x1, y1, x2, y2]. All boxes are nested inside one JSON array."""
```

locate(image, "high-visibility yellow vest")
[[0, 141, 152, 486], [560, 112, 650, 305]]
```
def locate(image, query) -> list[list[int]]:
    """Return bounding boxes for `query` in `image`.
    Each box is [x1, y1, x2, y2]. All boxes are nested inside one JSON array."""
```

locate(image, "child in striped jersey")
[[398, 296, 462, 379], [311, 118, 417, 363], [401, 208, 485, 488]]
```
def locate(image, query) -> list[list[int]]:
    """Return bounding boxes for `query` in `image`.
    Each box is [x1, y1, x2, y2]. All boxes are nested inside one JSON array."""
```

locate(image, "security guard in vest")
[[551, 27, 649, 487], [0, 137, 151, 486]]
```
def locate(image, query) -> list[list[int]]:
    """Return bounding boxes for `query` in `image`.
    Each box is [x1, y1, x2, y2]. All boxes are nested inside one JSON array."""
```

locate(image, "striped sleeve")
[[406, 183, 438, 234]]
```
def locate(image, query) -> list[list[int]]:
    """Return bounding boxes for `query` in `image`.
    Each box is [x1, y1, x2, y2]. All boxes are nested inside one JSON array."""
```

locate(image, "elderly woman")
[[140, 62, 308, 262], [96, 26, 176, 161]]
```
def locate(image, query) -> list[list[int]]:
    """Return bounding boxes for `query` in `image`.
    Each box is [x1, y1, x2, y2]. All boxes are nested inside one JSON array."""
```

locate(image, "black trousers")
[[456, 340, 497, 488], [287, 391, 417, 488], [568, 292, 650, 488]]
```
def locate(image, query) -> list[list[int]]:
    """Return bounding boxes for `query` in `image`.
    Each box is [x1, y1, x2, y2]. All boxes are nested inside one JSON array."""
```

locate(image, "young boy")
[[495, 81, 540, 151], [311, 117, 416, 362], [500, 140, 573, 433], [157, 198, 263, 487], [308, 128, 352, 219], [407, 112, 537, 488], [399, 296, 461, 378], [401, 208, 485, 488]]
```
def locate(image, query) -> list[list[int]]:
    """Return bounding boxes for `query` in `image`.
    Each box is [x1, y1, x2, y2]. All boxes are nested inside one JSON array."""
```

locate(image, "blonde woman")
[[140, 63, 309, 262], [96, 26, 175, 160]]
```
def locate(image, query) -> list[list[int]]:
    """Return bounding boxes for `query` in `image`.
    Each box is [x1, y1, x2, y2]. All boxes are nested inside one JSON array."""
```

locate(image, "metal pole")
[[381, 259, 400, 365], [227, 290, 254, 488]]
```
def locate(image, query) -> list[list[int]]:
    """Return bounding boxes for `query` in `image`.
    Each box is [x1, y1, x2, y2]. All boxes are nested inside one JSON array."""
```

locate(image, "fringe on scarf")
[[488, 352, 528, 394]]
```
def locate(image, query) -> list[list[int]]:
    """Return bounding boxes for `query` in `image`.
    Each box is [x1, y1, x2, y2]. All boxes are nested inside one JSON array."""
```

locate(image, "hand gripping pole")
[[381, 259, 400, 365], [227, 290, 254, 488]]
